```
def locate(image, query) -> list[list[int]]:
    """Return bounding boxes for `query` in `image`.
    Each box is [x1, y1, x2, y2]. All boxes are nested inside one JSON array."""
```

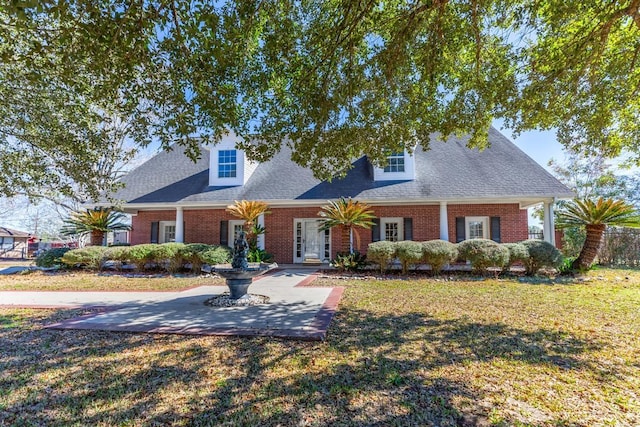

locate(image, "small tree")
[[556, 198, 640, 270], [318, 197, 376, 253], [60, 207, 131, 246]]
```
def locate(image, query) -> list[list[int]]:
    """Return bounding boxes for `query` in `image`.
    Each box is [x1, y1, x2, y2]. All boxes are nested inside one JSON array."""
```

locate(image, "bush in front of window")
[[395, 241, 423, 274], [520, 239, 563, 275], [421, 240, 458, 275], [35, 247, 72, 268], [367, 241, 397, 273], [502, 243, 529, 273], [457, 239, 510, 274], [61, 246, 109, 270], [200, 245, 233, 266]]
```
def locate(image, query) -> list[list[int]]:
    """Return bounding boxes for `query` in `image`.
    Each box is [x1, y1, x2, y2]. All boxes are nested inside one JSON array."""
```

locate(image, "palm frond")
[[318, 197, 376, 231], [556, 197, 640, 229], [60, 207, 131, 237], [226, 200, 271, 225]]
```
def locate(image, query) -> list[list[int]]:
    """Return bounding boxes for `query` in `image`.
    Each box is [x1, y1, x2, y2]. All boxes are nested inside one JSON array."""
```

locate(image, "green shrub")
[[200, 245, 233, 266], [395, 241, 423, 274], [457, 239, 510, 274], [125, 244, 157, 271], [159, 242, 186, 273], [180, 243, 213, 273], [331, 251, 368, 272], [521, 239, 563, 275], [367, 241, 397, 273], [35, 248, 71, 268], [248, 248, 274, 263], [502, 243, 529, 272], [421, 240, 458, 275], [103, 246, 131, 270], [61, 246, 109, 270]]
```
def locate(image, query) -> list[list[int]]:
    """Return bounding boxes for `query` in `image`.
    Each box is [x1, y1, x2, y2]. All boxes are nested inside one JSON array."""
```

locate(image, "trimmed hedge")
[[395, 241, 423, 274], [36, 248, 72, 268], [61, 247, 109, 270], [520, 239, 563, 275], [422, 240, 458, 275], [457, 239, 510, 274], [502, 243, 529, 272], [200, 245, 233, 266], [367, 241, 397, 273]]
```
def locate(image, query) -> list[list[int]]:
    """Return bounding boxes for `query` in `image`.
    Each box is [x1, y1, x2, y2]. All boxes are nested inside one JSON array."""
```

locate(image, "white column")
[[175, 206, 184, 243], [257, 214, 265, 250], [542, 201, 555, 246], [439, 201, 449, 241]]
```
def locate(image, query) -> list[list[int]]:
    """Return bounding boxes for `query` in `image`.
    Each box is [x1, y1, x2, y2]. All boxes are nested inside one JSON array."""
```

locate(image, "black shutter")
[[220, 220, 229, 246], [403, 218, 413, 241], [490, 217, 501, 243], [150, 222, 159, 244], [455, 217, 465, 243], [182, 221, 186, 243], [371, 218, 381, 242]]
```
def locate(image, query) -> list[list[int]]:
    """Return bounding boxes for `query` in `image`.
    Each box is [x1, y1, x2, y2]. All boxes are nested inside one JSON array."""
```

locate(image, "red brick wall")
[[446, 203, 529, 243], [130, 203, 528, 263]]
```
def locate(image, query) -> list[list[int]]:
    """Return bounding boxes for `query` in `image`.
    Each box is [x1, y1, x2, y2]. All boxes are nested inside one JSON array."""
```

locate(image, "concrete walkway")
[[0, 269, 344, 340]]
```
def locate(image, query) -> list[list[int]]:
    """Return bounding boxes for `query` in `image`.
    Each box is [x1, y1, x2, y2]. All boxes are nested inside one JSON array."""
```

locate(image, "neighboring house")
[[106, 128, 573, 264], [0, 227, 31, 259]]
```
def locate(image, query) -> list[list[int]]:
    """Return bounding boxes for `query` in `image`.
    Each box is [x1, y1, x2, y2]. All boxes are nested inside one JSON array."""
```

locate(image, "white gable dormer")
[[372, 150, 416, 181], [205, 131, 257, 186]]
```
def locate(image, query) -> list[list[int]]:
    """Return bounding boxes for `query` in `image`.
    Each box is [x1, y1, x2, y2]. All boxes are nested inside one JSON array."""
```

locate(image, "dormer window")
[[372, 149, 415, 181], [383, 152, 405, 173], [218, 150, 237, 178]]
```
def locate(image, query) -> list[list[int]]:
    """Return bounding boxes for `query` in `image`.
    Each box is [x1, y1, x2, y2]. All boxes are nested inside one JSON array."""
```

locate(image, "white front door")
[[303, 220, 321, 260], [294, 219, 330, 263]]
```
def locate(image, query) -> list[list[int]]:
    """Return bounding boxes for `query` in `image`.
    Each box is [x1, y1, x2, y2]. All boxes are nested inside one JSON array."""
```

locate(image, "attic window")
[[218, 150, 237, 178], [383, 152, 405, 173]]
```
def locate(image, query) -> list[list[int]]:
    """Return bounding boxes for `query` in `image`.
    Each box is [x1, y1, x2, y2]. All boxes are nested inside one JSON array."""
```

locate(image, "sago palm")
[[556, 197, 640, 270], [226, 200, 271, 243], [61, 207, 131, 246], [318, 197, 376, 253]]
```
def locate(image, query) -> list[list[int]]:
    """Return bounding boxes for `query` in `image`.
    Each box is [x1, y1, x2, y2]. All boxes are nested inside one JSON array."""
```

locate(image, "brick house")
[[107, 128, 572, 264]]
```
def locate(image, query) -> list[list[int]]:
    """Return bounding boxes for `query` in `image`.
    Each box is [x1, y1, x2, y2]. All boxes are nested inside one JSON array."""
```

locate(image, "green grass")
[[0, 270, 224, 291], [0, 268, 639, 426]]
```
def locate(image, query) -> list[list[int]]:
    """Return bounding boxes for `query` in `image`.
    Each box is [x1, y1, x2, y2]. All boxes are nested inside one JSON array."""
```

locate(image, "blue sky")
[[493, 121, 565, 172]]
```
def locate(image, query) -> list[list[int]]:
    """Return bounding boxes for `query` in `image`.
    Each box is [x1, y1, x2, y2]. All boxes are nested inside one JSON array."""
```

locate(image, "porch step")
[[302, 258, 322, 265]]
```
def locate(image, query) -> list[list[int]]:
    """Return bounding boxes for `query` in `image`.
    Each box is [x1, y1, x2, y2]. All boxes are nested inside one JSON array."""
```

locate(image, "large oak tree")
[[2, 1, 640, 197]]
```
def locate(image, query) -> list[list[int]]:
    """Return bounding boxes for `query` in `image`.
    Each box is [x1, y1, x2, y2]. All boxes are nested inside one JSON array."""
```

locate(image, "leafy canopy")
[[3, 1, 640, 190]]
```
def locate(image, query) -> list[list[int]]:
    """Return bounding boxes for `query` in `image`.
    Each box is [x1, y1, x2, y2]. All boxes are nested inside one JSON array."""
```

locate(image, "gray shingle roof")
[[111, 127, 573, 205]]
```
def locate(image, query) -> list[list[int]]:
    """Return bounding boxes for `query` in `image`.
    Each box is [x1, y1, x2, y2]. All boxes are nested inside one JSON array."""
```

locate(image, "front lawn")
[[0, 271, 224, 292], [1, 269, 639, 426]]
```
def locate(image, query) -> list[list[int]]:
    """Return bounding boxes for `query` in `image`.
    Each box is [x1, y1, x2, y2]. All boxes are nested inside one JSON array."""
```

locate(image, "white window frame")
[[465, 216, 489, 240], [228, 220, 245, 248], [159, 221, 176, 243], [380, 217, 404, 242], [218, 149, 237, 178], [383, 152, 406, 173]]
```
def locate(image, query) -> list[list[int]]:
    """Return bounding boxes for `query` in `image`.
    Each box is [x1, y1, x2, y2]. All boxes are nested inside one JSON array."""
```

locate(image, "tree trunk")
[[341, 226, 351, 253], [90, 231, 105, 246], [572, 224, 606, 270]]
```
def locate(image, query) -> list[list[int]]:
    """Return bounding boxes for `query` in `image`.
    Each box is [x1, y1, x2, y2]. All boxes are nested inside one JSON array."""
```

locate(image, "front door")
[[294, 219, 330, 263], [303, 220, 321, 260]]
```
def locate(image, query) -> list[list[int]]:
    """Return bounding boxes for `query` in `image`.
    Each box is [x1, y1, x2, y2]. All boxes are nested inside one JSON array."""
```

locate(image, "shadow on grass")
[[0, 306, 610, 426]]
